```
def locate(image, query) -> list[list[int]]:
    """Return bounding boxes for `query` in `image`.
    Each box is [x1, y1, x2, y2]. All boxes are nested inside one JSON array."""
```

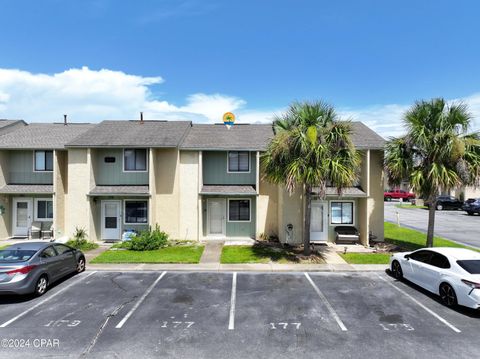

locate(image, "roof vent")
[[140, 112, 144, 124], [64, 114, 67, 126]]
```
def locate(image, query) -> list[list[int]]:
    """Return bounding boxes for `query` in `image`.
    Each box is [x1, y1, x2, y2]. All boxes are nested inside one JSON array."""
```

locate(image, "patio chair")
[[334, 226, 360, 244], [41, 222, 54, 240], [29, 222, 42, 240]]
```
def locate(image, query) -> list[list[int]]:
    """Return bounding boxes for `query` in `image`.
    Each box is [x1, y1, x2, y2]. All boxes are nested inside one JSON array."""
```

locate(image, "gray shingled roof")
[[200, 185, 257, 195], [0, 123, 95, 149], [312, 186, 367, 197], [89, 185, 150, 196], [181, 122, 383, 151], [0, 119, 24, 130], [180, 124, 274, 151], [67, 120, 191, 148], [0, 184, 54, 194], [350, 122, 385, 150]]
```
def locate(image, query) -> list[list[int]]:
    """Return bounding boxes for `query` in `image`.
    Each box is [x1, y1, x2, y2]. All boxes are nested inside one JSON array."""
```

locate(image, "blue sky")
[[1, 0, 480, 136]]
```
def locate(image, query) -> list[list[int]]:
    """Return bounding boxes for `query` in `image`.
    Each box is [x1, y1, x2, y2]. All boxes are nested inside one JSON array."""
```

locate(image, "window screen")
[[125, 201, 148, 224], [35, 150, 53, 171], [228, 200, 250, 221], [330, 202, 353, 224], [228, 152, 249, 172], [124, 149, 147, 171]]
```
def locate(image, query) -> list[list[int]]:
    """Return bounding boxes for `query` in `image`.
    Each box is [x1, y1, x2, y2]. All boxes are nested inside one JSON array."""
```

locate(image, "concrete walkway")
[[199, 240, 224, 264]]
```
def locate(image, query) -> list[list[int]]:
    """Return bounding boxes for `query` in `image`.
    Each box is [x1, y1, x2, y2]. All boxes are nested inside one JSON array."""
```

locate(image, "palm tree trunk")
[[304, 185, 312, 256], [426, 197, 436, 247]]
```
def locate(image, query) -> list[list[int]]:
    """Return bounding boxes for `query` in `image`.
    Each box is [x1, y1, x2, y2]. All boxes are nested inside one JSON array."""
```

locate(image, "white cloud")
[[0, 66, 276, 124], [1, 66, 479, 139], [339, 94, 480, 138]]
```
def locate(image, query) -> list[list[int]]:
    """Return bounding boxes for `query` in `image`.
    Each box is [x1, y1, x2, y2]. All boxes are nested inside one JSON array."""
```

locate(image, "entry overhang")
[[200, 185, 257, 196]]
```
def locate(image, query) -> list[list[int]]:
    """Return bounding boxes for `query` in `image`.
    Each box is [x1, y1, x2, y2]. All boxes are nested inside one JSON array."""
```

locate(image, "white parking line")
[[0, 271, 97, 328], [377, 275, 461, 333], [304, 273, 348, 331], [228, 272, 237, 330], [115, 271, 167, 329]]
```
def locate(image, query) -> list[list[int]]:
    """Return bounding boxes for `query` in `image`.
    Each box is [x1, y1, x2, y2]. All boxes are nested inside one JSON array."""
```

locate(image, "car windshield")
[[457, 260, 480, 274], [0, 249, 37, 262]]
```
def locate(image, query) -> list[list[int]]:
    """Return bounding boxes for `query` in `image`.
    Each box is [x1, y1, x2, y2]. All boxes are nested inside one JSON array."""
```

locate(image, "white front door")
[[207, 198, 226, 237], [310, 200, 328, 243], [101, 200, 122, 240], [12, 198, 33, 237]]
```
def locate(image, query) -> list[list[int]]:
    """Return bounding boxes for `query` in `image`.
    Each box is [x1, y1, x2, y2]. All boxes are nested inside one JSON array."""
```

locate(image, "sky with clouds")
[[1, 0, 480, 138]]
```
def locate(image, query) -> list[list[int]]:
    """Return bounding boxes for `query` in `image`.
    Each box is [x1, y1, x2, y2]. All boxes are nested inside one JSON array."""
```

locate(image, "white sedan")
[[390, 247, 480, 309]]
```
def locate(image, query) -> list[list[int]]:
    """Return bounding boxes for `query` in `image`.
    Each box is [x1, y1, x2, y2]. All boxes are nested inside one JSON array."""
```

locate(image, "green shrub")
[[66, 227, 98, 251], [128, 225, 169, 251]]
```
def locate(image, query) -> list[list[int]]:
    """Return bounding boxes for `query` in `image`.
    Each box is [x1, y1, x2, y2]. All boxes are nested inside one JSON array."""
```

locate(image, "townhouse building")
[[0, 119, 385, 246]]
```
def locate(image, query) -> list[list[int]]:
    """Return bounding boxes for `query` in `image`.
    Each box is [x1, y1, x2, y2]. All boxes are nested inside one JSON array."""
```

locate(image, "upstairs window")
[[124, 149, 147, 171], [34, 150, 53, 171], [228, 151, 249, 172]]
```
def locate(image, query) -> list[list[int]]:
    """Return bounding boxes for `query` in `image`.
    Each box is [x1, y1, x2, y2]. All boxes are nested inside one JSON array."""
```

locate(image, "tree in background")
[[385, 98, 480, 247]]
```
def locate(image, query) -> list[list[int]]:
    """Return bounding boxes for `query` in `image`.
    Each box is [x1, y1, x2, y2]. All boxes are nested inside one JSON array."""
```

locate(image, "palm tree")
[[385, 98, 480, 247], [261, 101, 360, 255]]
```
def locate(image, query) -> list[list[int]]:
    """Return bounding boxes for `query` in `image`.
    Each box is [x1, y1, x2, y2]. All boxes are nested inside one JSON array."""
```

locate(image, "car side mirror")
[[404, 254, 410, 260]]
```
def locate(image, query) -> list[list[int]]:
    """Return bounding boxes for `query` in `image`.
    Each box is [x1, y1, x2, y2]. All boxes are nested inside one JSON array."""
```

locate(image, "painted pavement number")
[[379, 323, 414, 331], [160, 315, 195, 329], [44, 320, 82, 328], [269, 322, 302, 330]]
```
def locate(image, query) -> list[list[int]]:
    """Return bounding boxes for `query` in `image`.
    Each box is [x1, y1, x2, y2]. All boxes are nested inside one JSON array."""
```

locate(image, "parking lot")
[[0, 270, 479, 359], [385, 201, 480, 248]]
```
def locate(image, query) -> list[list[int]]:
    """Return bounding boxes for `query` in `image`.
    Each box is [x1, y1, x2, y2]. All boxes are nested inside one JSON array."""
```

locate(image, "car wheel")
[[35, 275, 48, 297], [391, 260, 403, 280], [76, 257, 86, 273], [385, 196, 392, 202], [436, 204, 443, 210], [467, 211, 474, 216], [439, 283, 457, 307]]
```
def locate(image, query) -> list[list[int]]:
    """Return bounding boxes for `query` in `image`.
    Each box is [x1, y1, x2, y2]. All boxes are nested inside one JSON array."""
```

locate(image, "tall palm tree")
[[385, 98, 480, 247], [261, 101, 360, 255]]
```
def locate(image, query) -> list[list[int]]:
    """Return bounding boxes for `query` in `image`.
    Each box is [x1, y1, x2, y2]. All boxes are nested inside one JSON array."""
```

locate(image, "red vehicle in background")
[[384, 189, 416, 202]]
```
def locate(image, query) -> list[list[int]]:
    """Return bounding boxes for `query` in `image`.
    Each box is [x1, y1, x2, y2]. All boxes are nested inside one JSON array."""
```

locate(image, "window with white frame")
[[228, 199, 250, 221], [330, 201, 354, 225], [35, 199, 53, 221], [124, 200, 148, 224], [228, 151, 249, 172], [34, 150, 53, 171], [124, 149, 147, 171]]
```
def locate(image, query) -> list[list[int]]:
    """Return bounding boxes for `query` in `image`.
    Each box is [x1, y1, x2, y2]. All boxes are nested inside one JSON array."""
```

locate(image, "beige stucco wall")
[[154, 148, 180, 238], [53, 150, 68, 239], [65, 148, 95, 240], [179, 151, 199, 240], [278, 187, 304, 244], [257, 178, 279, 239], [0, 150, 10, 238], [368, 150, 385, 242]]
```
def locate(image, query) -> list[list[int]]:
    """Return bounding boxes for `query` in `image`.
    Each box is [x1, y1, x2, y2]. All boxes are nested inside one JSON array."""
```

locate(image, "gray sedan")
[[0, 242, 86, 296]]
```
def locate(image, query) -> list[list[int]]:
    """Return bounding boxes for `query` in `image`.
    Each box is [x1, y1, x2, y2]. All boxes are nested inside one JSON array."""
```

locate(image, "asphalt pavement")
[[0, 270, 479, 359], [384, 201, 480, 248]]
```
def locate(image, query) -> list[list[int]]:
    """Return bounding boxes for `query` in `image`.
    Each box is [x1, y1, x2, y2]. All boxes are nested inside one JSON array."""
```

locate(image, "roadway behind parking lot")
[[385, 202, 480, 248], [0, 270, 479, 358]]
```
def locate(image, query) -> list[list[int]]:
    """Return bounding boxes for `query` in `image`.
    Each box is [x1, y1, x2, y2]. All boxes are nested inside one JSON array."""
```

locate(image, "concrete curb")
[[86, 263, 388, 272]]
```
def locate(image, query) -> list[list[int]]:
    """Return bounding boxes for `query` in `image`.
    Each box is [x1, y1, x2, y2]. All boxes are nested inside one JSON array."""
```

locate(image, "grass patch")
[[394, 204, 427, 209], [66, 240, 99, 252], [90, 245, 204, 264], [220, 244, 324, 264], [339, 252, 391, 264], [384, 222, 480, 252]]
